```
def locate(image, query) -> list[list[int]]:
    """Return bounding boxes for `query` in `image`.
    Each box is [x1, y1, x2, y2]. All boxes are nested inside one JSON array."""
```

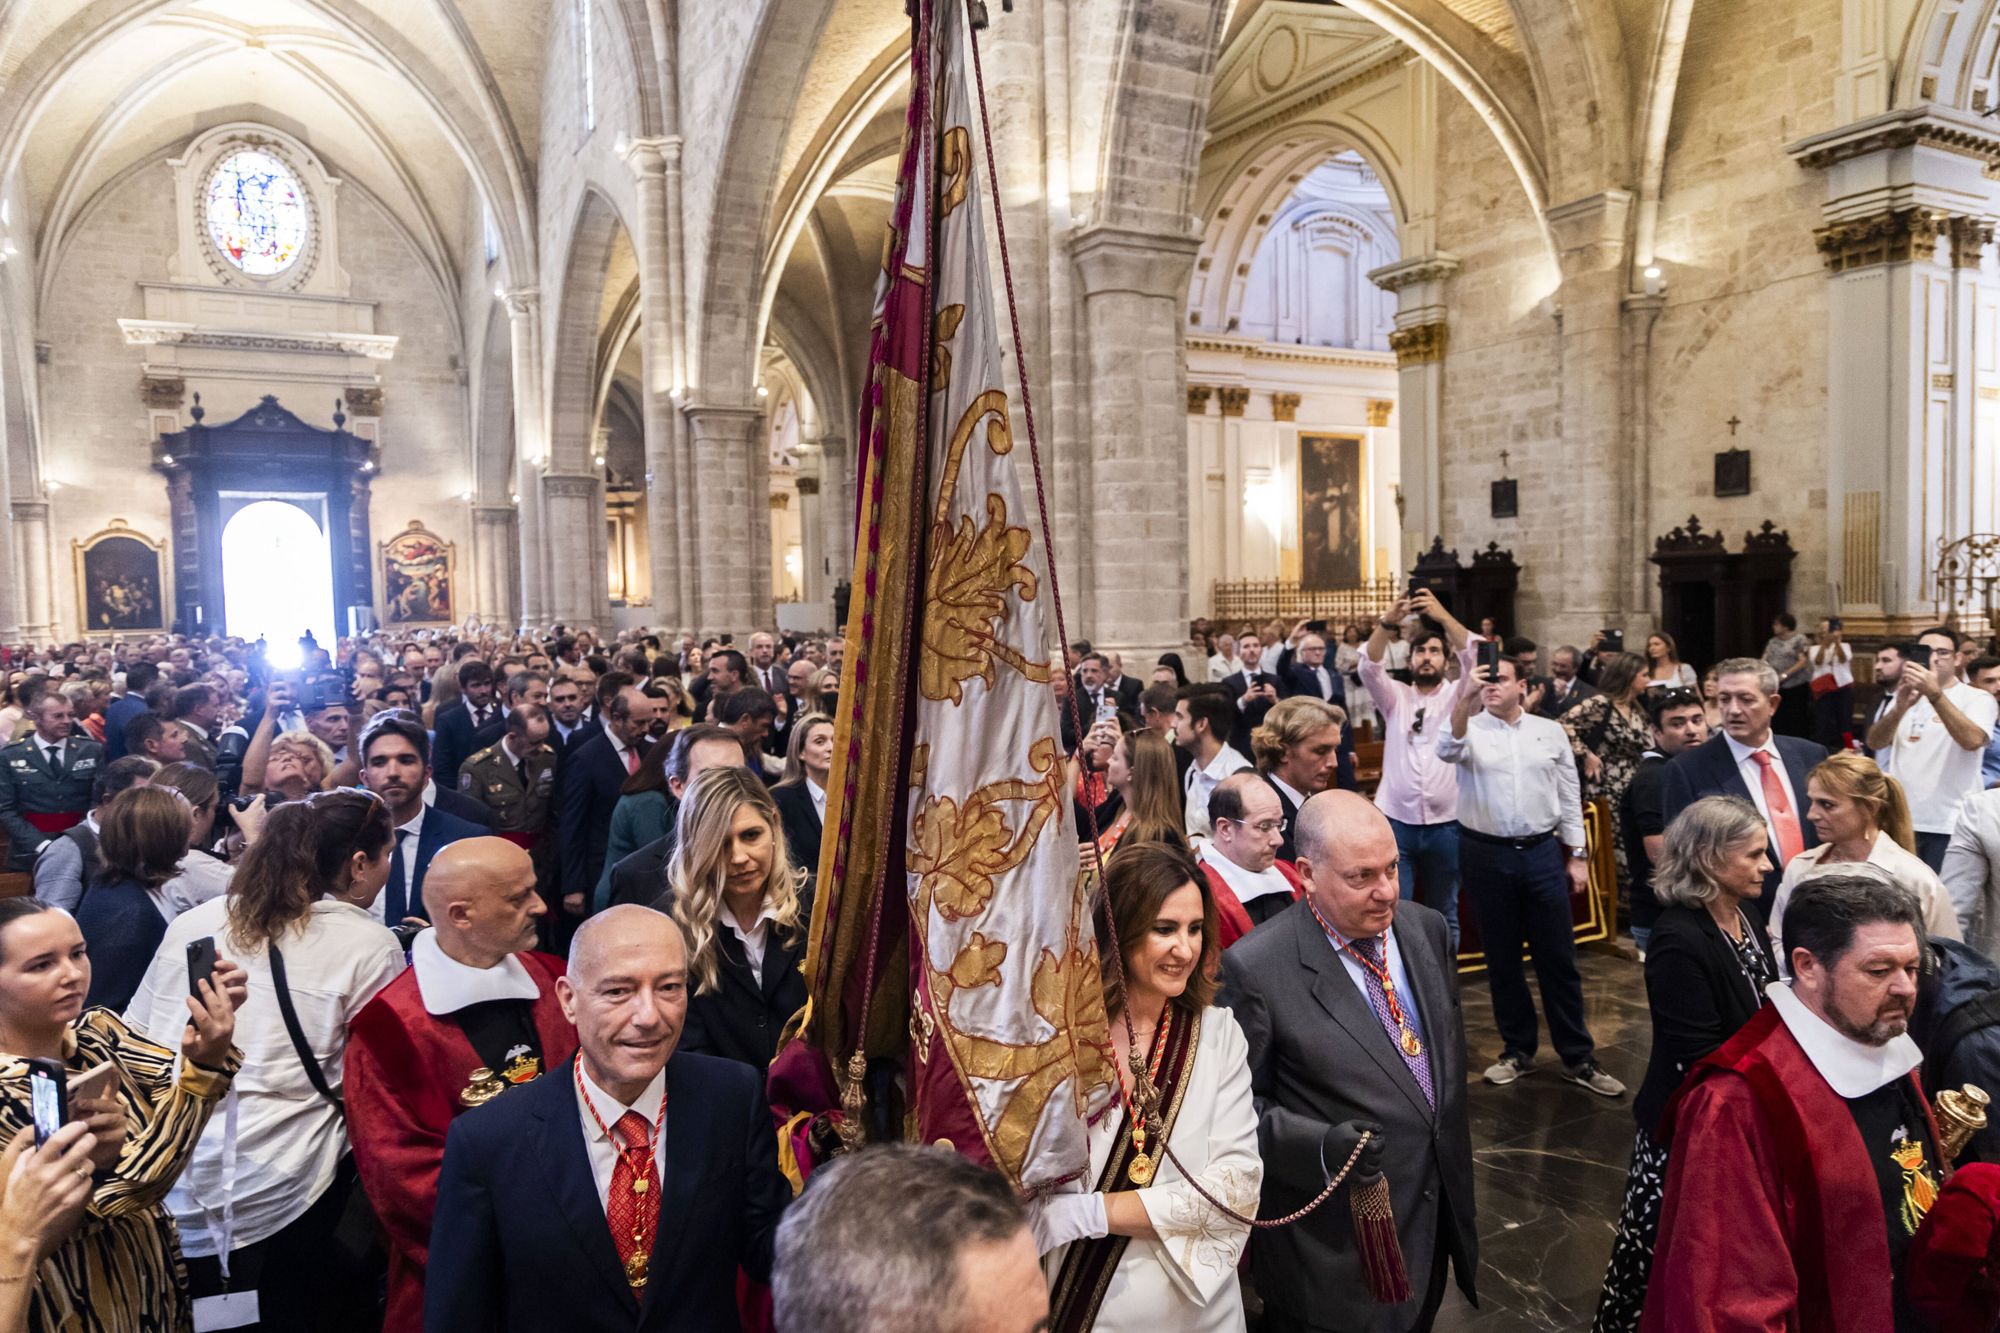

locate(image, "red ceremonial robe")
[[1201, 858, 1305, 948], [1641, 1004, 1941, 1333], [345, 948, 576, 1333]]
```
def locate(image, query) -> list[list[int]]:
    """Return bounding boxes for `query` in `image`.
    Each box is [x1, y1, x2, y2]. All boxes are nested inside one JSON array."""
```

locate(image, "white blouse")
[[1046, 1005, 1263, 1332], [1770, 830, 1963, 977]]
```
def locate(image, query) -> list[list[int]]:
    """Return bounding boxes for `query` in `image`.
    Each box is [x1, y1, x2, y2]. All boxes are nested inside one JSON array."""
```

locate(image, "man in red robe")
[[346, 837, 577, 1333], [1644, 871, 1943, 1332], [1198, 773, 1304, 947]]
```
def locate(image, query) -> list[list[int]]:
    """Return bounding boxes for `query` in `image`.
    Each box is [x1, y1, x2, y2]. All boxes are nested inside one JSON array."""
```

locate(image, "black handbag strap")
[[268, 944, 344, 1117]]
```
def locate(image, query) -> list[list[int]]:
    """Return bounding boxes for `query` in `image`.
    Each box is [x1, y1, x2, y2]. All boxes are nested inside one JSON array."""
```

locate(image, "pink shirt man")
[[1360, 639, 1480, 827]]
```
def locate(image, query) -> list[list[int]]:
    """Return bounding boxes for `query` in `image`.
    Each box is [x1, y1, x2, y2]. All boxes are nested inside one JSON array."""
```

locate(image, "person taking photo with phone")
[[122, 791, 404, 1331], [0, 897, 243, 1333]]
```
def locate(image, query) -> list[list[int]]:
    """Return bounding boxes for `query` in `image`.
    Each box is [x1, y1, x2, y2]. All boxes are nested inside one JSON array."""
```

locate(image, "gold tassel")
[[1350, 1172, 1412, 1305], [836, 1048, 868, 1153]]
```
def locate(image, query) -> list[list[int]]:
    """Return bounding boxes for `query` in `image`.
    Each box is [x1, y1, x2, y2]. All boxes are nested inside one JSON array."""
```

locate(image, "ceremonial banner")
[[806, 0, 1112, 1189]]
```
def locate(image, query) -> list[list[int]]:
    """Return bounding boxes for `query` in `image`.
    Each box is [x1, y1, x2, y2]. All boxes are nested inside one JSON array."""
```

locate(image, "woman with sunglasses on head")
[[122, 790, 404, 1332], [1033, 840, 1261, 1331], [0, 896, 243, 1333]]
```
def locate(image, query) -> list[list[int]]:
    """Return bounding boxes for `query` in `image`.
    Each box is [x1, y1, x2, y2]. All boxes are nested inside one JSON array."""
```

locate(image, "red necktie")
[[1751, 751, 1806, 865], [623, 746, 639, 776], [606, 1111, 658, 1285]]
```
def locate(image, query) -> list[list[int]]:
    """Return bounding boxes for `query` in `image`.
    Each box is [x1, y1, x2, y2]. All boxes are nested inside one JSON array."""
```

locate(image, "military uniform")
[[0, 735, 102, 871], [457, 740, 557, 845], [173, 719, 219, 772]]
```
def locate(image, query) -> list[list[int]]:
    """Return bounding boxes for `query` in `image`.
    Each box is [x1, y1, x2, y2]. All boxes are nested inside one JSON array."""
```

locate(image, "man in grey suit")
[[1221, 790, 1476, 1332]]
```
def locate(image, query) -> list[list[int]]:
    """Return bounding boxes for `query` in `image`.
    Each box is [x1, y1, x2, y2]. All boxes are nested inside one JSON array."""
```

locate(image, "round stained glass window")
[[205, 149, 308, 277]]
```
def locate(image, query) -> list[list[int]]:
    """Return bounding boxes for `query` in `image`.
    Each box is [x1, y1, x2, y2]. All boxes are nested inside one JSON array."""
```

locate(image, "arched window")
[[205, 149, 309, 277]]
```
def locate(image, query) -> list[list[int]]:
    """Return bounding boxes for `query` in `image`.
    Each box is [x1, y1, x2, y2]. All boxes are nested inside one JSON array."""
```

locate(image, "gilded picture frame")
[[380, 521, 456, 627], [71, 520, 169, 637]]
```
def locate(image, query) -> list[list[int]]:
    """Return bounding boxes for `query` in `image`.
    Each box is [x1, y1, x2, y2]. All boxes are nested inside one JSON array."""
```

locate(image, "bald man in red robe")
[[1643, 873, 1943, 1332], [346, 838, 576, 1333]]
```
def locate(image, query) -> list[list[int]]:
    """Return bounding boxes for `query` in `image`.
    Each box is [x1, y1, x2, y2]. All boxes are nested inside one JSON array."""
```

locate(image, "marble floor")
[[1431, 946, 1652, 1332]]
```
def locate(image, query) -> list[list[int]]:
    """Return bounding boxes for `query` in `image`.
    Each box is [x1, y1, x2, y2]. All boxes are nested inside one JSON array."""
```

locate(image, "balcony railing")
[[1208, 577, 1401, 627]]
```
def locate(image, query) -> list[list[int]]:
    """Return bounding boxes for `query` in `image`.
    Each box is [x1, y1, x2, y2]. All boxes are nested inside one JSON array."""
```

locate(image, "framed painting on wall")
[[380, 521, 456, 626], [72, 521, 169, 636], [1298, 433, 1364, 591]]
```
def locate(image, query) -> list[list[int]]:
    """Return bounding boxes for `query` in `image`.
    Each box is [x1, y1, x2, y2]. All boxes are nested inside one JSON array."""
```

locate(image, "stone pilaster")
[[681, 403, 764, 631], [540, 472, 603, 629], [1789, 107, 2000, 623], [470, 504, 518, 625], [1370, 252, 1459, 571], [12, 500, 53, 641], [1070, 222, 1201, 668], [622, 135, 688, 631], [502, 289, 549, 624]]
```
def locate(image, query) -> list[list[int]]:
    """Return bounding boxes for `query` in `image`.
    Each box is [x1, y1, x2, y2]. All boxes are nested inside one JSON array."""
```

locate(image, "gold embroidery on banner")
[[909, 738, 1065, 920], [919, 390, 1049, 703], [939, 126, 972, 219], [933, 304, 965, 386]]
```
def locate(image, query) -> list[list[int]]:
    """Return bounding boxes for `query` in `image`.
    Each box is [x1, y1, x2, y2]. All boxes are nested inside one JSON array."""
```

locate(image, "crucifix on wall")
[[1490, 448, 1517, 519], [1715, 416, 1751, 497]]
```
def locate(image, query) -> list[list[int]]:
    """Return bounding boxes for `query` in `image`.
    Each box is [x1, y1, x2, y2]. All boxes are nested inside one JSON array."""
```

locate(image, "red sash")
[[1048, 1005, 1203, 1332], [23, 811, 83, 835]]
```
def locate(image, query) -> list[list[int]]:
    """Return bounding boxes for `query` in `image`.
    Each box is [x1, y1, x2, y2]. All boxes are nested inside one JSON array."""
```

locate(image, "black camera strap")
[[267, 945, 343, 1118]]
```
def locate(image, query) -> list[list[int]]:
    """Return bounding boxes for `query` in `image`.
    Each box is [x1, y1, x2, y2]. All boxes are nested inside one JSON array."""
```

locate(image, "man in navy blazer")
[[1275, 629, 1358, 791], [429, 660, 500, 790], [358, 713, 484, 933], [425, 905, 789, 1332], [1662, 656, 1827, 898], [558, 683, 655, 921]]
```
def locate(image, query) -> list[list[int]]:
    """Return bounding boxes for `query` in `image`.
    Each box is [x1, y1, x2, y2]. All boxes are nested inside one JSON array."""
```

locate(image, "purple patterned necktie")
[[1352, 934, 1435, 1109]]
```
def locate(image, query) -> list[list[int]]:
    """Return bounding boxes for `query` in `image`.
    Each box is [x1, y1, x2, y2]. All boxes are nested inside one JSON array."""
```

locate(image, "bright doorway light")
[[221, 500, 336, 657]]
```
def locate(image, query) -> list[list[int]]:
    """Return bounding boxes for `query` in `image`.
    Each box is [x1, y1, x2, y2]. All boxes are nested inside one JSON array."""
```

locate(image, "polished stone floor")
[[1431, 946, 1652, 1332]]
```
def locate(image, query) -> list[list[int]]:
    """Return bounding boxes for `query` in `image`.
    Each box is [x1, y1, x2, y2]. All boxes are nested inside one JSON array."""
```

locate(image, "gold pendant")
[[1399, 1028, 1424, 1058], [632, 1178, 648, 1195], [624, 1251, 648, 1288], [1127, 1151, 1155, 1186], [459, 1067, 505, 1107]]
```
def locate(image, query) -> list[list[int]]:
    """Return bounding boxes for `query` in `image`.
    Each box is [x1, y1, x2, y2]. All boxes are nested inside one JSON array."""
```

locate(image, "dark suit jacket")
[[771, 782, 822, 880], [1221, 668, 1284, 757], [559, 734, 631, 901], [1273, 647, 1359, 791], [1662, 732, 1827, 898], [607, 833, 677, 910], [432, 785, 495, 830], [392, 805, 486, 921], [430, 701, 495, 790], [1107, 674, 1143, 714], [1535, 676, 1599, 719], [660, 886, 813, 1070], [75, 879, 168, 1012], [1634, 904, 1775, 1136], [1219, 900, 1477, 1323], [425, 1051, 789, 1332]]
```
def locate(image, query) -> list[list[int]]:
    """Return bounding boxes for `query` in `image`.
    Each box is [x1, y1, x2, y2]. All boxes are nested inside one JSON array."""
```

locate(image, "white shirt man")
[[1870, 631, 1998, 866]]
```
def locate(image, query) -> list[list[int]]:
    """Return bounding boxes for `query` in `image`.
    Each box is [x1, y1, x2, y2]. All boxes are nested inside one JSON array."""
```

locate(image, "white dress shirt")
[[1722, 732, 1797, 852], [1435, 708, 1586, 845], [1183, 743, 1254, 840], [1770, 831, 1962, 976], [1199, 845, 1295, 905], [724, 901, 784, 987], [124, 897, 405, 1255], [575, 1061, 669, 1212], [807, 776, 827, 825]]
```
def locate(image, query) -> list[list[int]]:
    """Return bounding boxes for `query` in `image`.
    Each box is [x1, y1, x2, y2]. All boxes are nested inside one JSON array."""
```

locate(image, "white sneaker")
[[1483, 1054, 1530, 1085]]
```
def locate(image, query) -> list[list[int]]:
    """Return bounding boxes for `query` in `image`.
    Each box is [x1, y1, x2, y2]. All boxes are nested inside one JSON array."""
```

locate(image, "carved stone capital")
[[140, 373, 186, 409], [502, 287, 541, 320], [1271, 392, 1301, 423], [794, 475, 821, 496], [1388, 321, 1448, 367], [770, 491, 791, 510], [1217, 387, 1251, 418], [541, 472, 598, 500], [1368, 253, 1462, 293], [1949, 216, 1995, 268], [1188, 385, 1214, 415], [1366, 399, 1394, 427], [345, 386, 384, 416], [1813, 208, 1948, 273]]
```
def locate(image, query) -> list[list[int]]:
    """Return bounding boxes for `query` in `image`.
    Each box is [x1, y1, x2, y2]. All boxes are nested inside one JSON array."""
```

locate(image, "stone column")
[[1621, 294, 1666, 620], [1545, 191, 1636, 641], [1185, 386, 1219, 613], [681, 403, 763, 631], [1788, 108, 2000, 634], [621, 136, 685, 632], [1069, 223, 1201, 667], [814, 433, 852, 591], [502, 289, 550, 625], [1370, 254, 1458, 572], [795, 463, 826, 609], [470, 504, 518, 625], [540, 472, 601, 628], [11, 499, 53, 641]]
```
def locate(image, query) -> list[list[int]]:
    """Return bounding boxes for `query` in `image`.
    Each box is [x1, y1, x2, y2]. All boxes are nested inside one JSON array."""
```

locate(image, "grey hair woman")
[[1593, 793, 1781, 1332]]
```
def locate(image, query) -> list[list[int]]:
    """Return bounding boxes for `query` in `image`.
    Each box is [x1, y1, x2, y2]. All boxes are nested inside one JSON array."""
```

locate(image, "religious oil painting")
[[1298, 433, 1364, 591], [73, 522, 167, 635], [381, 522, 456, 626]]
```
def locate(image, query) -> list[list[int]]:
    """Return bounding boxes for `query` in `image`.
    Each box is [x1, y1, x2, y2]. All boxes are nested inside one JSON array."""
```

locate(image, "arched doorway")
[[220, 499, 337, 660]]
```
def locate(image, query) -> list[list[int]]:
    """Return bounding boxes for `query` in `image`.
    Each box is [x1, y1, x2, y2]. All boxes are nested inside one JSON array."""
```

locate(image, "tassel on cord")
[[837, 1047, 868, 1152], [1350, 1173, 1412, 1305]]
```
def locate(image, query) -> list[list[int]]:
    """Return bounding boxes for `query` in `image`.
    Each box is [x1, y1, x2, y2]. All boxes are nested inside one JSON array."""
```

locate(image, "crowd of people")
[[0, 600, 1995, 1332]]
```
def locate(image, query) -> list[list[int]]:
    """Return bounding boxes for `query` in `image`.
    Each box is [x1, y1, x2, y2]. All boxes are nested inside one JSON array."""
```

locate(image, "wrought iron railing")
[[1208, 577, 1401, 627], [1935, 533, 2000, 636]]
